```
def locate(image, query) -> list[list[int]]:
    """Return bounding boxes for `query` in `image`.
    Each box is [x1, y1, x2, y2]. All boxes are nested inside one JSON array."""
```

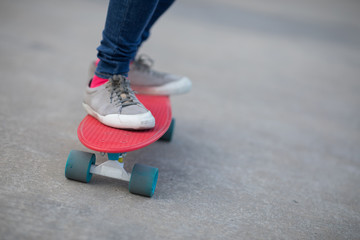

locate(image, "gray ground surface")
[[1, 0, 360, 239]]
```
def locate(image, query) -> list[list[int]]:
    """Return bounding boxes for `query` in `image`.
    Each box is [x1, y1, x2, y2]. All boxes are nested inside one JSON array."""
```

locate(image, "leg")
[[138, 0, 176, 50], [96, 0, 160, 78], [83, 0, 160, 130]]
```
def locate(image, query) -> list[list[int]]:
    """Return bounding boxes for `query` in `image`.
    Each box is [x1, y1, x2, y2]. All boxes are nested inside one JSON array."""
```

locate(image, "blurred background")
[[1, 0, 360, 239]]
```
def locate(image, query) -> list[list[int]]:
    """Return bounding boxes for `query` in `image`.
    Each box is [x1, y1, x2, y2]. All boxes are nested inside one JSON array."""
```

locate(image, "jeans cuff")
[[95, 71, 128, 79]]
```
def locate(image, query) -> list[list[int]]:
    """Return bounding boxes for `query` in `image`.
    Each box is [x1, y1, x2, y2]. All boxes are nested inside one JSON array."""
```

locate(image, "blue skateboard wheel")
[[129, 164, 158, 197], [160, 118, 175, 142], [65, 150, 95, 183]]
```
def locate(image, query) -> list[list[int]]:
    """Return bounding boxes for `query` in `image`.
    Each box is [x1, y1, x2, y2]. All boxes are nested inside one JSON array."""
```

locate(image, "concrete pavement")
[[1, 0, 359, 239]]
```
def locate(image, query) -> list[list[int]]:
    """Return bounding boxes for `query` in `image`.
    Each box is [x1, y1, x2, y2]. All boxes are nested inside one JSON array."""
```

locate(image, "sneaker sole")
[[82, 103, 155, 130]]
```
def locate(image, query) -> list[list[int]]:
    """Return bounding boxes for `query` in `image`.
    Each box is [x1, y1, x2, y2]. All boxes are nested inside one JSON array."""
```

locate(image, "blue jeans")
[[95, 0, 175, 78]]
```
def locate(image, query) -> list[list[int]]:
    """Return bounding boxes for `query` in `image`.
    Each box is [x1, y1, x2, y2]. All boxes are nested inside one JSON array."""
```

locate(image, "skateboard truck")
[[65, 150, 158, 197], [89, 153, 130, 182]]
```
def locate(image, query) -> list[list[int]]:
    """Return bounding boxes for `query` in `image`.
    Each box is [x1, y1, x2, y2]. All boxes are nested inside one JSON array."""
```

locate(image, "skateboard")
[[65, 94, 175, 197]]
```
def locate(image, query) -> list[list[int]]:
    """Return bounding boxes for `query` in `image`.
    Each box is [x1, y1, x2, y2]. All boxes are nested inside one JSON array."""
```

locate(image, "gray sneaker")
[[83, 75, 155, 130], [89, 55, 192, 95], [128, 55, 192, 95]]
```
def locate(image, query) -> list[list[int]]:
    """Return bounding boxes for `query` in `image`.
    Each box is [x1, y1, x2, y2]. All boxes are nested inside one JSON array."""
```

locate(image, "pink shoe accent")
[[91, 58, 130, 88], [90, 75, 108, 88]]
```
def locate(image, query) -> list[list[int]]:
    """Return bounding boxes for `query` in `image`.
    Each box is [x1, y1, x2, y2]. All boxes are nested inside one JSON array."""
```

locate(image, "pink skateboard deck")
[[77, 94, 172, 153]]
